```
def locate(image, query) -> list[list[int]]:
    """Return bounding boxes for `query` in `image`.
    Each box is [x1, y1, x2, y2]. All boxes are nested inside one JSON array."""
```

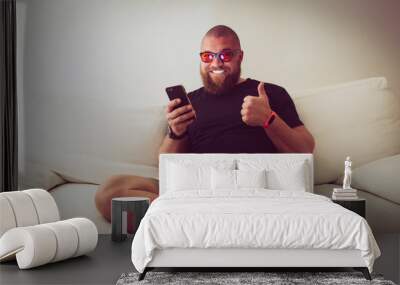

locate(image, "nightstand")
[[332, 198, 366, 218], [111, 197, 150, 242]]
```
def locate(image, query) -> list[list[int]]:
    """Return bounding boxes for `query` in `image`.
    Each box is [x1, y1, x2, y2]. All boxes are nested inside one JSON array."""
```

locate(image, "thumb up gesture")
[[241, 82, 272, 127]]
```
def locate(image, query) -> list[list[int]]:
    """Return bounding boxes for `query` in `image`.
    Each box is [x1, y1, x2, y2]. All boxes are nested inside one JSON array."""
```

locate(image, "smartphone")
[[165, 85, 191, 110]]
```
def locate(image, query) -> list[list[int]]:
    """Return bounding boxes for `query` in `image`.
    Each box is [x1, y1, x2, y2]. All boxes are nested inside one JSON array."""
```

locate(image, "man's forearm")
[[158, 135, 189, 154], [264, 115, 315, 153]]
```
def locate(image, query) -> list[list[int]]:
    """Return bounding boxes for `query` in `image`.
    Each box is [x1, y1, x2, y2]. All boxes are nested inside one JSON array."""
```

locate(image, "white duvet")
[[131, 190, 380, 273]]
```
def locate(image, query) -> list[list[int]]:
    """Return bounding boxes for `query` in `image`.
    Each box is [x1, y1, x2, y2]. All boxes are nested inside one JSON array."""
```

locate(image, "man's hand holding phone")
[[166, 99, 196, 138], [165, 85, 196, 139]]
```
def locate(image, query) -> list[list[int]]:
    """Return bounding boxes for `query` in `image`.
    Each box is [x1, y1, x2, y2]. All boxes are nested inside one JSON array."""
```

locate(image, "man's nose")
[[210, 56, 224, 68]]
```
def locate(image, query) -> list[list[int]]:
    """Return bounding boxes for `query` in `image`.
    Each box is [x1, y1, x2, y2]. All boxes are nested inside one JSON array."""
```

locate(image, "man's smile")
[[210, 69, 225, 75]]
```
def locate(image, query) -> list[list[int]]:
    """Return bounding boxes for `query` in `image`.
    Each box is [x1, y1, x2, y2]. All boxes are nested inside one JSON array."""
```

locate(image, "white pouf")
[[0, 189, 98, 269]]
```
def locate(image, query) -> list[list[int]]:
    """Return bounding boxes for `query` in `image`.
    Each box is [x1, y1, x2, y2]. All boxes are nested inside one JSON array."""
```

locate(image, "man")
[[95, 25, 315, 223], [159, 25, 315, 154]]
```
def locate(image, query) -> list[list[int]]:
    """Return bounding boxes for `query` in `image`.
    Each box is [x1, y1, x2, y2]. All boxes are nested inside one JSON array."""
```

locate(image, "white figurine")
[[342, 156, 352, 189]]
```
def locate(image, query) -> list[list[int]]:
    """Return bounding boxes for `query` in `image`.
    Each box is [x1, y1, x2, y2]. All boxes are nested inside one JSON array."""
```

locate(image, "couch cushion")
[[49, 154, 159, 185], [349, 155, 400, 205], [292, 77, 400, 184], [24, 105, 167, 190]]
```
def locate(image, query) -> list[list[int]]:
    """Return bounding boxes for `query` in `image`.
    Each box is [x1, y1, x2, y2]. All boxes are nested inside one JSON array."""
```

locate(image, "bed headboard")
[[159, 153, 314, 195]]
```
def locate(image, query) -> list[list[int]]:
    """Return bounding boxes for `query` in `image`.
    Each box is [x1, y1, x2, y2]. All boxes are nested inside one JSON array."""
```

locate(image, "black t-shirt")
[[186, 78, 303, 153]]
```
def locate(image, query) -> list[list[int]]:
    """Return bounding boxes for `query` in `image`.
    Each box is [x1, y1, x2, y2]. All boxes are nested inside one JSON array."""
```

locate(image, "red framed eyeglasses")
[[199, 49, 241, 63]]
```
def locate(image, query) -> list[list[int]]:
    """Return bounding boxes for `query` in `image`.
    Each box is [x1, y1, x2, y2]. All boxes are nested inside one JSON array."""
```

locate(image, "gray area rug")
[[116, 271, 396, 285]]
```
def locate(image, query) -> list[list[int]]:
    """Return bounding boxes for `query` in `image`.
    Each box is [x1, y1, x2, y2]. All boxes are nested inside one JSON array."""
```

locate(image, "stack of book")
[[332, 188, 358, 200]]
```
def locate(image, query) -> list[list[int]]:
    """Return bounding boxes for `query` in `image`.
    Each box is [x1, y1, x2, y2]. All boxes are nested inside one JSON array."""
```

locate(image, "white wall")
[[17, 0, 400, 187]]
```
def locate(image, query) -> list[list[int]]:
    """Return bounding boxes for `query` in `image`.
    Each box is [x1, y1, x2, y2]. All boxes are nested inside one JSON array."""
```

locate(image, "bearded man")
[[159, 25, 315, 154], [95, 25, 315, 224]]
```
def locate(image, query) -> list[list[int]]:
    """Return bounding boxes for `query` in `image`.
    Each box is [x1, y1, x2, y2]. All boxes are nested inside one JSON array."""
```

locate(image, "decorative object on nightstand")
[[332, 198, 366, 218], [332, 156, 359, 200], [111, 197, 149, 242], [343, 156, 352, 189]]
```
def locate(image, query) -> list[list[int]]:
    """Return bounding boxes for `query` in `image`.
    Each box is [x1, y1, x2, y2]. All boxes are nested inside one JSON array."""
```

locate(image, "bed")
[[130, 153, 381, 281]]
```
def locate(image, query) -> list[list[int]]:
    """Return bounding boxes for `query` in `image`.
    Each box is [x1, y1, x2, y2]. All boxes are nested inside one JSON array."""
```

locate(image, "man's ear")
[[239, 50, 244, 62]]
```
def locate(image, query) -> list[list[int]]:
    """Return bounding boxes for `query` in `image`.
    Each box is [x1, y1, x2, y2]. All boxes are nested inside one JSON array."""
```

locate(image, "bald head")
[[201, 25, 241, 50]]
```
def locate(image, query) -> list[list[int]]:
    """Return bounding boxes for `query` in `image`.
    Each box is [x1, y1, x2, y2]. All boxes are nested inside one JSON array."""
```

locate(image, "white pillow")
[[236, 169, 267, 189], [267, 166, 307, 191], [211, 168, 267, 190], [211, 168, 236, 190], [166, 160, 235, 192], [237, 159, 308, 191], [167, 162, 210, 191], [291, 77, 400, 184]]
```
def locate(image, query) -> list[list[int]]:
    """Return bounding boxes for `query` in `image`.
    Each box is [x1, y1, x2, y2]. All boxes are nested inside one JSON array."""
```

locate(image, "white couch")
[[23, 77, 400, 234], [290, 77, 400, 233]]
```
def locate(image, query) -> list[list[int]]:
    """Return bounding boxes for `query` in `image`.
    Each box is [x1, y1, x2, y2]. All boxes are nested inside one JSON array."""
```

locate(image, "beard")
[[200, 65, 241, 95]]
